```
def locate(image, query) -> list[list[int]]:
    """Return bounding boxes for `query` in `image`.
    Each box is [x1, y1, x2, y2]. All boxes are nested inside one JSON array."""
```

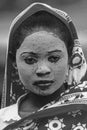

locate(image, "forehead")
[[18, 31, 66, 53]]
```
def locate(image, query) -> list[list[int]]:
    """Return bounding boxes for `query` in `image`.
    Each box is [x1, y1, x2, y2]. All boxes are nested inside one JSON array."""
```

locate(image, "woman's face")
[[16, 31, 68, 96]]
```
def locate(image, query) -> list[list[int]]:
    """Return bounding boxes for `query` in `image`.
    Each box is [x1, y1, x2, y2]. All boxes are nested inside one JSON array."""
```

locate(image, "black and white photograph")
[[0, 0, 87, 129]]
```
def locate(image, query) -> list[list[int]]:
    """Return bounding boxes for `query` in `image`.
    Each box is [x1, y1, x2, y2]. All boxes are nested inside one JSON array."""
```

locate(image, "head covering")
[[1, 2, 87, 108]]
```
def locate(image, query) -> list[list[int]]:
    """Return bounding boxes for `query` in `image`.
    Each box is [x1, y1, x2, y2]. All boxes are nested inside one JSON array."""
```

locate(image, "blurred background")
[[0, 0, 87, 106]]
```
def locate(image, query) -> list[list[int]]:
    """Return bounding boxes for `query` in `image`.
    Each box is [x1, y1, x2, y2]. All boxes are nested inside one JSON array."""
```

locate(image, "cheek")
[[53, 59, 68, 82], [55, 66, 67, 79], [17, 63, 35, 86]]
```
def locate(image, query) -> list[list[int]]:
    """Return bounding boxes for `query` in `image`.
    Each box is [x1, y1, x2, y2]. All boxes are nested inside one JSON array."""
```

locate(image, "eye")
[[48, 56, 60, 63], [24, 57, 37, 64]]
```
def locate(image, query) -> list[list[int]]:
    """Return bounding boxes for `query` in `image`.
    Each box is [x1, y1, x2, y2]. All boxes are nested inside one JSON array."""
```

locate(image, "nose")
[[36, 63, 51, 77]]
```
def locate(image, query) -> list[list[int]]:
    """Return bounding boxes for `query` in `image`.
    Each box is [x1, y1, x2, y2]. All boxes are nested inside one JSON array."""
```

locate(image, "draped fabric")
[[2, 81, 87, 130], [1, 2, 87, 108]]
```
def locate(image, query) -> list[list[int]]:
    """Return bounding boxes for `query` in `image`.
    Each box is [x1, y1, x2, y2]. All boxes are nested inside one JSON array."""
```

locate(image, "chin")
[[34, 89, 55, 96]]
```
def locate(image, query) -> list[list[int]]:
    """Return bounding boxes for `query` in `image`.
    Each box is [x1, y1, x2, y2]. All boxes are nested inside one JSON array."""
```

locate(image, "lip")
[[33, 80, 54, 90]]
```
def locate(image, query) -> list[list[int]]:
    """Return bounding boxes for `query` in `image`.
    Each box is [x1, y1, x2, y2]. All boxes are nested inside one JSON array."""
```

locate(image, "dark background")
[[0, 0, 87, 106]]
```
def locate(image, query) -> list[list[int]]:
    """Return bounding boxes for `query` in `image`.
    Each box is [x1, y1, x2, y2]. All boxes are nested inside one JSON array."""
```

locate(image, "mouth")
[[33, 80, 54, 90]]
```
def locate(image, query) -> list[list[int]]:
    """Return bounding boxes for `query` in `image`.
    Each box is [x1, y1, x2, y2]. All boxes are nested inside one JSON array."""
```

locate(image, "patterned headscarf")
[[1, 2, 87, 108]]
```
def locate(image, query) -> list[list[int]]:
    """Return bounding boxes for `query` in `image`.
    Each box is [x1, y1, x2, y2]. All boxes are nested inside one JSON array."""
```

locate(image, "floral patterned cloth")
[[0, 81, 87, 130]]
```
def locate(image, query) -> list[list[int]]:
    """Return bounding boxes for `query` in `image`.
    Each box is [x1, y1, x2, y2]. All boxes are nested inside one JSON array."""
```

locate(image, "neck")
[[19, 84, 66, 115], [27, 84, 65, 108], [28, 91, 59, 107]]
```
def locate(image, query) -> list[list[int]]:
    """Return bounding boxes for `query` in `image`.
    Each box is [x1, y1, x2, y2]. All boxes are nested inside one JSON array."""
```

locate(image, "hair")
[[10, 11, 73, 61]]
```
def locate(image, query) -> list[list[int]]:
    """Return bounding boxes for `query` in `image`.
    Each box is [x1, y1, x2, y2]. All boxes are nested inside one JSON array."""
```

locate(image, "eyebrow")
[[47, 49, 62, 54], [21, 50, 62, 56], [21, 52, 38, 57]]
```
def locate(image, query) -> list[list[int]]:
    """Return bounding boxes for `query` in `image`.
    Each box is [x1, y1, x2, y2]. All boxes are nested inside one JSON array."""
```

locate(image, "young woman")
[[0, 2, 87, 130]]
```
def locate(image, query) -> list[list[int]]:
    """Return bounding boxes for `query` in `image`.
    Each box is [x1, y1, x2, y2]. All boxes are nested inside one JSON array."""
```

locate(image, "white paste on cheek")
[[16, 31, 68, 95]]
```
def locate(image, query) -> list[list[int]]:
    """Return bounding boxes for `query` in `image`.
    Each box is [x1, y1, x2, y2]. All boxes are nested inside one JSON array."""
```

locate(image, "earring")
[[67, 39, 87, 85]]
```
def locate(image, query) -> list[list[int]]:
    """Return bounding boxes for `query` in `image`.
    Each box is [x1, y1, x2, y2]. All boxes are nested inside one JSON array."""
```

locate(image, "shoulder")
[[0, 104, 21, 129]]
